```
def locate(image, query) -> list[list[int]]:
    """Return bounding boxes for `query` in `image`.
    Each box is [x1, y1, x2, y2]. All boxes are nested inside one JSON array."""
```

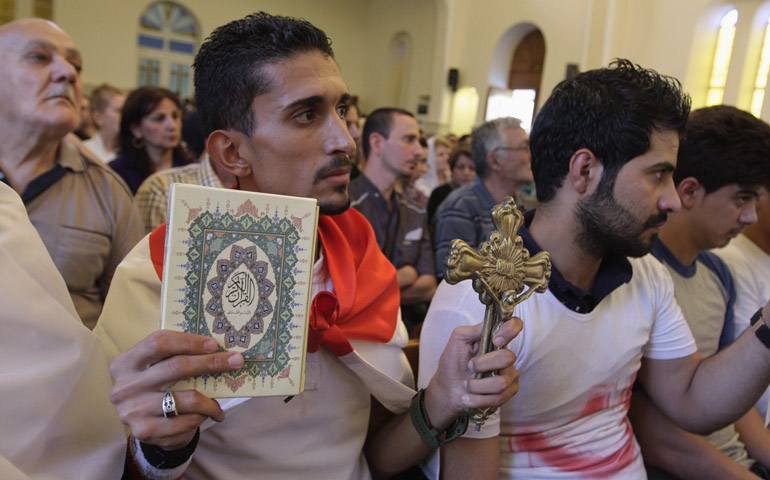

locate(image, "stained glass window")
[[751, 14, 770, 117], [136, 1, 198, 96], [706, 8, 738, 106]]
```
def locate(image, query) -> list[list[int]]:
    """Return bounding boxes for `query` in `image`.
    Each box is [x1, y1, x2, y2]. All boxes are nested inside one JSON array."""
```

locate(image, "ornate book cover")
[[160, 183, 318, 397]]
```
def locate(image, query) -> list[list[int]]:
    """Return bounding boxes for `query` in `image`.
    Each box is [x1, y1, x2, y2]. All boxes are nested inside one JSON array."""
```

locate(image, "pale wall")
[[361, 0, 439, 116], [440, 0, 590, 133]]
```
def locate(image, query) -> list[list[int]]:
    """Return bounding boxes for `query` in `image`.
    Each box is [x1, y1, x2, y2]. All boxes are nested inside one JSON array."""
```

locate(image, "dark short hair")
[[470, 116, 522, 178], [362, 107, 415, 159], [676, 105, 770, 192], [449, 145, 472, 170], [193, 12, 334, 137], [119, 86, 192, 175], [530, 59, 691, 203]]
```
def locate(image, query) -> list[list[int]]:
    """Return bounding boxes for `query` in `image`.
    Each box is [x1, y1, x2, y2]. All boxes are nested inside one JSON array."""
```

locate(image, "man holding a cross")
[[419, 60, 770, 479]]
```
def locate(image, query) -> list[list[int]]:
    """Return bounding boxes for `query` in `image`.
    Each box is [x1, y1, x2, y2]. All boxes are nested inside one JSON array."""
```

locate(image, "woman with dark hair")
[[427, 145, 476, 225], [109, 86, 194, 194]]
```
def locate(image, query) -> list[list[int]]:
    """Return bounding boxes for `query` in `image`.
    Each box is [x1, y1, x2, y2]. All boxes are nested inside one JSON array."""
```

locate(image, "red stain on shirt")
[[506, 382, 638, 477]]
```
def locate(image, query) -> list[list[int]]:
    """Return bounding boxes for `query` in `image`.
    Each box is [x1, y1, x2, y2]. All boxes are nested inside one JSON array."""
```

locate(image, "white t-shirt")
[[716, 234, 770, 420], [419, 255, 696, 479]]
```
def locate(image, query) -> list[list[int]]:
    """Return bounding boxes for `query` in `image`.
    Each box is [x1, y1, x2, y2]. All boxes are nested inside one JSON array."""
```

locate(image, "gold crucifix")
[[444, 196, 551, 428]]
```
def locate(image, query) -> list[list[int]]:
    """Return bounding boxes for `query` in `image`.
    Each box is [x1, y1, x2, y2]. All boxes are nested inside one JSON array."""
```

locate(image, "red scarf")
[[149, 207, 400, 357]]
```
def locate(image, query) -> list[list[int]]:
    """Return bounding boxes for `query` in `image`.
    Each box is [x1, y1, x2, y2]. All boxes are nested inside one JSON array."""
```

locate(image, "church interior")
[[6, 0, 768, 135]]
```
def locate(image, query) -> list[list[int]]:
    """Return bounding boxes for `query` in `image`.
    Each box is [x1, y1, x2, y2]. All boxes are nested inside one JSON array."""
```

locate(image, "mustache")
[[313, 154, 355, 182], [642, 212, 668, 229], [46, 84, 76, 103]]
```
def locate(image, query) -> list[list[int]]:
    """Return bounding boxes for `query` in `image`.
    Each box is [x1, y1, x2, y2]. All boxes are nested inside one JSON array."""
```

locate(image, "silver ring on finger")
[[162, 391, 178, 418]]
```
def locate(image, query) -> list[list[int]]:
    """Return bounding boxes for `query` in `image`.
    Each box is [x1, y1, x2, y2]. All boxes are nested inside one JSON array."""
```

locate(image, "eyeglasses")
[[493, 145, 530, 153]]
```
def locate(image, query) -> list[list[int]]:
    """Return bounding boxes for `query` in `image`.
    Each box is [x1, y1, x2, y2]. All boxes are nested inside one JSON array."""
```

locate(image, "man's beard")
[[313, 153, 354, 216], [318, 185, 351, 215], [575, 179, 668, 258]]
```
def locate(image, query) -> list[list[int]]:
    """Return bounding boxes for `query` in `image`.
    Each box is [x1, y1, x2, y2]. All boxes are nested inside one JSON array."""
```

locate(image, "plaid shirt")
[[134, 154, 224, 234]]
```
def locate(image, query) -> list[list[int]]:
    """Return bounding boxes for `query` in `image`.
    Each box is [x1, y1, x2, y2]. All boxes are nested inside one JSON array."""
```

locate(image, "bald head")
[[0, 17, 65, 36], [0, 18, 83, 140]]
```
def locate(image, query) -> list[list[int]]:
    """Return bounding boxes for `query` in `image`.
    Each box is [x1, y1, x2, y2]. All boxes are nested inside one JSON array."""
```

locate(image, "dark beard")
[[318, 184, 351, 215], [576, 180, 668, 258]]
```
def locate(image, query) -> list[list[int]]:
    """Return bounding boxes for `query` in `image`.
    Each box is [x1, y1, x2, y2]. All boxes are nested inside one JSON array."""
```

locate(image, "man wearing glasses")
[[433, 117, 535, 276]]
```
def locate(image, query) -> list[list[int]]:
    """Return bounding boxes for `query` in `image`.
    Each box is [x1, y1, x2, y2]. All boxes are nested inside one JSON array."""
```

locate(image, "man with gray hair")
[[432, 116, 534, 276], [0, 18, 142, 328]]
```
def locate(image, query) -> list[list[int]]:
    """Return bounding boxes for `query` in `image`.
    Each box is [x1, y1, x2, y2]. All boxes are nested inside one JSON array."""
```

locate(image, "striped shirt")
[[433, 177, 535, 277]]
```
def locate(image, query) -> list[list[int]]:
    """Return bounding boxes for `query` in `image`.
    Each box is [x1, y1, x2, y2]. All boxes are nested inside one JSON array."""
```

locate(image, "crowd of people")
[[4, 11, 770, 480]]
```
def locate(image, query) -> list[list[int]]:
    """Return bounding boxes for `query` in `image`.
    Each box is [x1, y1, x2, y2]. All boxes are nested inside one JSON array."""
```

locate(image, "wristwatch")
[[750, 308, 770, 350]]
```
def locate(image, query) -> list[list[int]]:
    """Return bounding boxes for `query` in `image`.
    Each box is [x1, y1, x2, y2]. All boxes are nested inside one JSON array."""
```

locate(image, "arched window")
[[484, 24, 545, 132], [137, 1, 199, 98], [751, 13, 770, 117], [706, 8, 738, 106]]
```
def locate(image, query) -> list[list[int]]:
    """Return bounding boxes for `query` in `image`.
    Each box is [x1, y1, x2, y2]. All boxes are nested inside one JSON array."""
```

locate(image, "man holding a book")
[[95, 12, 521, 479]]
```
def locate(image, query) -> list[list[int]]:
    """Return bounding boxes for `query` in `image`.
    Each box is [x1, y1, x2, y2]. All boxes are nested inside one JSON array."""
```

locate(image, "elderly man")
[[0, 19, 127, 479], [95, 12, 520, 480], [0, 18, 142, 328], [419, 60, 770, 479], [433, 116, 535, 276]]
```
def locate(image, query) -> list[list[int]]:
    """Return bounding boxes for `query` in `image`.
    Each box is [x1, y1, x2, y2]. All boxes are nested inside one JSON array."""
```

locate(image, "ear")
[[207, 130, 252, 178], [676, 177, 701, 209], [567, 148, 602, 195], [486, 150, 501, 173], [129, 123, 142, 140], [368, 132, 385, 158]]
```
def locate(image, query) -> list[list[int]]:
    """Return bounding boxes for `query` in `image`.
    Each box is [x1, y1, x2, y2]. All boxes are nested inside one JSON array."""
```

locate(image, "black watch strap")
[[750, 308, 770, 350], [139, 427, 199, 469]]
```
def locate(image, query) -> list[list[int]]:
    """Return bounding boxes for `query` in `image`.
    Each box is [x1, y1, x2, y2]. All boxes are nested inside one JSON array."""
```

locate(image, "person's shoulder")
[[399, 191, 428, 216], [138, 162, 201, 192], [429, 183, 452, 203], [717, 234, 767, 267], [57, 141, 132, 199], [348, 174, 370, 197], [438, 182, 480, 212], [107, 154, 128, 169], [349, 176, 383, 214], [629, 254, 673, 285], [80, 152, 134, 199], [697, 250, 734, 286]]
